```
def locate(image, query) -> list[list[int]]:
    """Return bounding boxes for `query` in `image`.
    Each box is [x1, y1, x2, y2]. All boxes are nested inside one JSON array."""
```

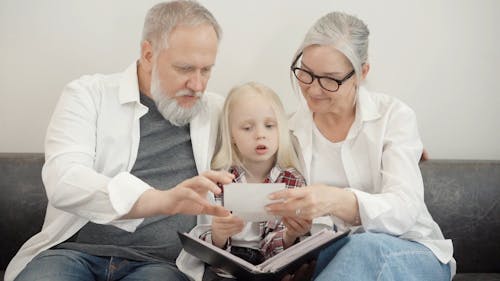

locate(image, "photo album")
[[178, 228, 350, 281]]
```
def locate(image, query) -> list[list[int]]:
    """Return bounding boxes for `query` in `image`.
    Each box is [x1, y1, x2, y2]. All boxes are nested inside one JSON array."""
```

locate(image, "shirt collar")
[[343, 86, 381, 140], [356, 86, 380, 122], [118, 61, 141, 105], [230, 165, 283, 183], [289, 86, 381, 135]]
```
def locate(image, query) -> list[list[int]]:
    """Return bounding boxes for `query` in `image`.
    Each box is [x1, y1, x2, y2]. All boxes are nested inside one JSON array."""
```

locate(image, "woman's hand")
[[266, 184, 359, 224], [211, 214, 245, 248], [266, 184, 338, 219], [283, 217, 312, 248]]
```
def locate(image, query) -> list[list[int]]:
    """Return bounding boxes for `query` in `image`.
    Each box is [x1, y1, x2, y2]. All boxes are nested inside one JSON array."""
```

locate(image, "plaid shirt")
[[200, 165, 306, 260]]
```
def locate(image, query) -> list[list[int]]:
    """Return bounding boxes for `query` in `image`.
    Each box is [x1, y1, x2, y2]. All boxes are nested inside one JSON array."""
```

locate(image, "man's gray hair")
[[292, 11, 369, 81], [142, 0, 222, 53]]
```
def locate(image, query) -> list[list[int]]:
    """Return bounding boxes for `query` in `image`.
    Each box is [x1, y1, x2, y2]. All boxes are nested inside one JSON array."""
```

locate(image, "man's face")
[[150, 24, 218, 126]]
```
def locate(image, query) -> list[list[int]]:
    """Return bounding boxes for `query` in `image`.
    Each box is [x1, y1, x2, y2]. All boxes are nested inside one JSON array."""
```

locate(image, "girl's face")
[[230, 92, 279, 167], [298, 45, 358, 114]]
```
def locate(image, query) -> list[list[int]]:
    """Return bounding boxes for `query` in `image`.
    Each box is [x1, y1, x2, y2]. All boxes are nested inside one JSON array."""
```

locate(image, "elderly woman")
[[267, 12, 454, 281]]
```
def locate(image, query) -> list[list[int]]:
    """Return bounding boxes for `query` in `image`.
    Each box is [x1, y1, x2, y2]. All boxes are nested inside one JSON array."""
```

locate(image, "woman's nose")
[[308, 78, 324, 94]]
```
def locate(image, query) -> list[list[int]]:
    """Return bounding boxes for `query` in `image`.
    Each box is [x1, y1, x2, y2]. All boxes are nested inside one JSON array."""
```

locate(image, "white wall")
[[1, 0, 499, 159]]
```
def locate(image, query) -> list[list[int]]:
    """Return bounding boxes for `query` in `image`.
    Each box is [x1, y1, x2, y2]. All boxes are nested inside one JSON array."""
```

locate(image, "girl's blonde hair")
[[211, 82, 300, 171]]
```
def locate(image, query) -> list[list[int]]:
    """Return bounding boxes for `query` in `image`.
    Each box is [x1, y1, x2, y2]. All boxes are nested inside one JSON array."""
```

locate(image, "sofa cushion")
[[0, 153, 47, 271], [421, 160, 500, 274], [1, 154, 499, 278]]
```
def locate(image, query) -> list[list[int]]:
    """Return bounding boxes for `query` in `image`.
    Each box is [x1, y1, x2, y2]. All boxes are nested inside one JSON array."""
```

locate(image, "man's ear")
[[361, 63, 370, 80], [140, 40, 154, 73]]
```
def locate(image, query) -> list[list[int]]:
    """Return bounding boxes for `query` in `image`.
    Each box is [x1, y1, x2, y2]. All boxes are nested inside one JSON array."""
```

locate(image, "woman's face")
[[298, 45, 358, 114]]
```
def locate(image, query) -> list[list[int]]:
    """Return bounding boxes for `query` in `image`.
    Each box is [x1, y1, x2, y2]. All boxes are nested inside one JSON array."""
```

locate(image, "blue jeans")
[[15, 249, 190, 281], [313, 232, 451, 281]]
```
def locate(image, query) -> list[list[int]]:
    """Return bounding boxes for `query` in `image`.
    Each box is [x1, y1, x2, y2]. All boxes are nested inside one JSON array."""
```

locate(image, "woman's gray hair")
[[292, 11, 369, 82], [142, 0, 222, 53]]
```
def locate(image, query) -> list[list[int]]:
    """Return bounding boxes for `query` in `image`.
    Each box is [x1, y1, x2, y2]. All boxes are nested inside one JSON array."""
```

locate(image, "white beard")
[[149, 65, 207, 127]]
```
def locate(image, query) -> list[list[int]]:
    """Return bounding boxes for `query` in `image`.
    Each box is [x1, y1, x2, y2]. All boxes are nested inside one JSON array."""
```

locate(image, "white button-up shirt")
[[289, 86, 455, 277], [5, 62, 224, 281]]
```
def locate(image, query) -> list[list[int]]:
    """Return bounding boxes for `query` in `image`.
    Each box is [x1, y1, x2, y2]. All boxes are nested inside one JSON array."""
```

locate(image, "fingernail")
[[268, 194, 275, 200]]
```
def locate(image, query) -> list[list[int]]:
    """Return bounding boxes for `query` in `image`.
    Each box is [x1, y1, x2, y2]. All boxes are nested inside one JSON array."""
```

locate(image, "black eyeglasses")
[[290, 52, 355, 92]]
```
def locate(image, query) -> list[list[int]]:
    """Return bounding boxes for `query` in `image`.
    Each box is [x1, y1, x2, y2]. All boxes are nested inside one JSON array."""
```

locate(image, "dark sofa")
[[1, 153, 499, 280]]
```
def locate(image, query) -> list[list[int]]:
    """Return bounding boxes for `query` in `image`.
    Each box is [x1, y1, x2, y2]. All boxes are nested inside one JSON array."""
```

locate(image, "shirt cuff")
[[346, 188, 392, 228], [107, 172, 152, 215]]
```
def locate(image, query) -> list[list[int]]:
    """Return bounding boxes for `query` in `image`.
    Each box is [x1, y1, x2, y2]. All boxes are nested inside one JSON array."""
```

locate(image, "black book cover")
[[178, 229, 350, 281]]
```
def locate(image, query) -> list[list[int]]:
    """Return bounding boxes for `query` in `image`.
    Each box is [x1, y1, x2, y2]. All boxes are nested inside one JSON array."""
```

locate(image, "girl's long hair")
[[211, 82, 300, 171]]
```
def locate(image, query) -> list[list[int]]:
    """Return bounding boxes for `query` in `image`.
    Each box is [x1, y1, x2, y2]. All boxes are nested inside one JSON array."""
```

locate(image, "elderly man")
[[5, 1, 232, 280]]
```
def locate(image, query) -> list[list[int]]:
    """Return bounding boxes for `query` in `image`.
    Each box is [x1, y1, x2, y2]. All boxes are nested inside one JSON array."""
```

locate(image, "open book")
[[178, 228, 350, 281]]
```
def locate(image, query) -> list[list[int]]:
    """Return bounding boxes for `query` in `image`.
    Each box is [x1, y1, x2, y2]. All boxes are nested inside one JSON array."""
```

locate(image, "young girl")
[[198, 82, 311, 279]]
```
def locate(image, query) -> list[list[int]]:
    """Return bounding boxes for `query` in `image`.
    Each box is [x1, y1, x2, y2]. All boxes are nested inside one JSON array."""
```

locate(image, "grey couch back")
[[420, 160, 500, 273], [0, 154, 499, 274], [0, 154, 47, 270]]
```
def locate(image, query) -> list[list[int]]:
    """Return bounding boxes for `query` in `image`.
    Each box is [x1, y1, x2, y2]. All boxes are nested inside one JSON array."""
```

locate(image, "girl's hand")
[[211, 214, 245, 248], [283, 217, 312, 248]]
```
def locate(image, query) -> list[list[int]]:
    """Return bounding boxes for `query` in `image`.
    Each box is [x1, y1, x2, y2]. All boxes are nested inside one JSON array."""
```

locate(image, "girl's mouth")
[[255, 145, 268, 155]]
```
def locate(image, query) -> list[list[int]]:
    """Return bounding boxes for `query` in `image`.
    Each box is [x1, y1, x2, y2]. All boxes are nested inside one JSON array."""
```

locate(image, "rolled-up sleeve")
[[349, 104, 425, 235], [42, 79, 150, 232]]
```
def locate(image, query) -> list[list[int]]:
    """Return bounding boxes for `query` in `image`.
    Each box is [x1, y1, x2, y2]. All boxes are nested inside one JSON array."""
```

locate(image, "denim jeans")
[[15, 249, 190, 281], [313, 232, 451, 281]]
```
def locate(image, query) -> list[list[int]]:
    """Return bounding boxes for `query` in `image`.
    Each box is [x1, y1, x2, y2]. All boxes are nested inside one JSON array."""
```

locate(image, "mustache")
[[175, 90, 203, 97]]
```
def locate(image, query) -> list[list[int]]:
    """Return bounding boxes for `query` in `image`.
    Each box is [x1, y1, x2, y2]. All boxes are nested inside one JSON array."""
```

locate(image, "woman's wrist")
[[329, 189, 361, 225], [351, 192, 361, 226]]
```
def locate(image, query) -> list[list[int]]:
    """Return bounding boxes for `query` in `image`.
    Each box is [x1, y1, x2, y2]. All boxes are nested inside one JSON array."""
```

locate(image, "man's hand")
[[211, 214, 245, 248], [125, 170, 233, 219], [166, 170, 234, 216]]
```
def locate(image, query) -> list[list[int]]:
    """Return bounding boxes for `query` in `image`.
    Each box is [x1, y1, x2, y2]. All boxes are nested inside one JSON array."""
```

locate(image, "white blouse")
[[289, 86, 455, 277], [310, 123, 349, 188]]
